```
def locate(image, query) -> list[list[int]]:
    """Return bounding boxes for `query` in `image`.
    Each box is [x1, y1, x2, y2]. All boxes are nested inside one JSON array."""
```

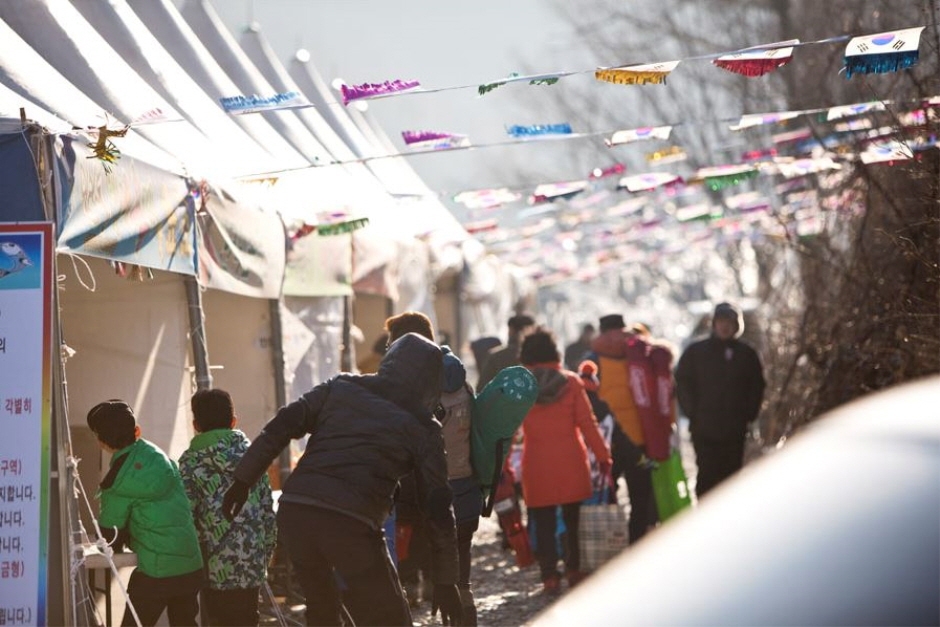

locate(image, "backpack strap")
[[481, 438, 507, 517]]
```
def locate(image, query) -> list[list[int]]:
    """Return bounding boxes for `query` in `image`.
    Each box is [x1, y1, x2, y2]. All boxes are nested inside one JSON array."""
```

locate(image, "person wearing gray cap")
[[675, 302, 766, 498]]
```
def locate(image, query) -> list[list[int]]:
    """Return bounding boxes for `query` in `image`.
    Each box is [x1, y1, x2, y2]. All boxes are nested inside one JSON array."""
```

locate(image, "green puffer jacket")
[[179, 429, 277, 590], [97, 439, 203, 578]]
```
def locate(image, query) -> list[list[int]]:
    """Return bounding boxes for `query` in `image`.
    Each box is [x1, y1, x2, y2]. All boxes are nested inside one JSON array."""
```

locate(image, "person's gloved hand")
[[431, 583, 464, 626], [221, 478, 250, 521]]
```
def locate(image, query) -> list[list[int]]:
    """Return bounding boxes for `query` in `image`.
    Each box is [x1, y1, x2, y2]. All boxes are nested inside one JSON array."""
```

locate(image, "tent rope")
[[60, 252, 97, 292], [68, 454, 142, 627]]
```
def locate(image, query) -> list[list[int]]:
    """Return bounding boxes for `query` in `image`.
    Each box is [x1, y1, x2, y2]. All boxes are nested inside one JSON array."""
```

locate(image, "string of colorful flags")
[[330, 26, 925, 104], [203, 24, 928, 119], [233, 93, 936, 176], [454, 101, 935, 209]]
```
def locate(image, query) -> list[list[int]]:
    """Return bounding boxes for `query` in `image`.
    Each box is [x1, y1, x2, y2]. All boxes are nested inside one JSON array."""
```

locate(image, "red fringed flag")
[[713, 40, 798, 77]]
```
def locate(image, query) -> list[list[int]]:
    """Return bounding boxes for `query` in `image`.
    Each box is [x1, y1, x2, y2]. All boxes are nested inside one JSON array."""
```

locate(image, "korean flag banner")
[[844, 27, 925, 78]]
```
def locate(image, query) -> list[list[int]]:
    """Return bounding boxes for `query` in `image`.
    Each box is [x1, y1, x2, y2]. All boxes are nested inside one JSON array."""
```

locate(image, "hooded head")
[[378, 332, 444, 417], [441, 346, 467, 392], [712, 302, 744, 339]]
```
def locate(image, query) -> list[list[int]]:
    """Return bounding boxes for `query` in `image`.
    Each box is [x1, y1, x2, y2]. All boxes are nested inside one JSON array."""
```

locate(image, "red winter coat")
[[520, 363, 612, 508]]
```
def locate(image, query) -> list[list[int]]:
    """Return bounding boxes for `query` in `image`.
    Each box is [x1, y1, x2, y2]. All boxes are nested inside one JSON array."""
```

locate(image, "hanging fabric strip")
[[675, 203, 721, 222], [843, 27, 925, 78], [618, 172, 683, 193], [606, 125, 673, 147], [729, 111, 803, 131], [130, 106, 185, 125], [826, 101, 888, 120], [340, 79, 421, 105], [406, 136, 471, 150], [645, 146, 687, 164], [693, 165, 759, 191], [506, 123, 573, 138], [453, 188, 521, 210], [713, 40, 798, 77], [402, 130, 470, 150], [317, 217, 370, 236], [220, 91, 312, 114], [530, 180, 588, 203], [595, 61, 680, 86], [478, 72, 565, 96], [589, 163, 626, 179], [859, 141, 914, 164]]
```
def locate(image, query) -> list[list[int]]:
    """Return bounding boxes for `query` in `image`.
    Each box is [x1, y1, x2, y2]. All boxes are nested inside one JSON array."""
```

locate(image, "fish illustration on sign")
[[0, 242, 31, 279]]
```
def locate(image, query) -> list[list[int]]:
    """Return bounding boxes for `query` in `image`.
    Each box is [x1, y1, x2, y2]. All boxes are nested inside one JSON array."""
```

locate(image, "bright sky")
[[206, 0, 585, 195]]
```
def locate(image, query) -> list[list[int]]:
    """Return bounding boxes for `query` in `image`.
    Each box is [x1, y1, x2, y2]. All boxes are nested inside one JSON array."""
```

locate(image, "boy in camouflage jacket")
[[179, 389, 277, 626]]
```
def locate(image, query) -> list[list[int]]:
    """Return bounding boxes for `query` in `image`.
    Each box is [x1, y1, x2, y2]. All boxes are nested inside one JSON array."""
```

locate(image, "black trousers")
[[529, 503, 581, 580], [121, 569, 202, 627], [611, 425, 658, 543], [693, 437, 746, 498], [456, 518, 478, 588], [201, 587, 260, 626], [277, 502, 412, 627]]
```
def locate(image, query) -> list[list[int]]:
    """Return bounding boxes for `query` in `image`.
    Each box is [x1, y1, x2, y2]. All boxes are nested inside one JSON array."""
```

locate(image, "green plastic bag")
[[651, 449, 692, 521], [470, 366, 538, 510]]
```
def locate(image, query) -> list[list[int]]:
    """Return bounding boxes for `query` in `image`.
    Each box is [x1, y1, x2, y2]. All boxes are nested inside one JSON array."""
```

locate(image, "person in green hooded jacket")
[[179, 389, 276, 627], [87, 400, 204, 627]]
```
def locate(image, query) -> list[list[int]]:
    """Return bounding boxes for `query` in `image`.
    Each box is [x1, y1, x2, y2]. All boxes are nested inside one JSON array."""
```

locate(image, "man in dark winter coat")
[[221, 333, 462, 627], [477, 313, 536, 392], [675, 302, 766, 498]]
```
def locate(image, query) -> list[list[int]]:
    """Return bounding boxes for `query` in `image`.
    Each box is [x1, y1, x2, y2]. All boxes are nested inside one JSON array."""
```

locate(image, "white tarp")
[[0, 0, 263, 180], [126, 0, 311, 171]]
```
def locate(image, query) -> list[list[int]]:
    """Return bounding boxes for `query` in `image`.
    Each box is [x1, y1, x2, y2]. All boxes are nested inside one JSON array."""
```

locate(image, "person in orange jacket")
[[590, 314, 659, 544], [519, 328, 612, 595]]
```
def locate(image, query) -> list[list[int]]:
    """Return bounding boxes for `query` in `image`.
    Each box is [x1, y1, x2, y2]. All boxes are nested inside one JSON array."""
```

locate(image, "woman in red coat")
[[520, 329, 612, 594]]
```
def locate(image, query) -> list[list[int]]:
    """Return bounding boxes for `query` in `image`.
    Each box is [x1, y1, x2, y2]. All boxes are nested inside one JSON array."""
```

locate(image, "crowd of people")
[[85, 303, 764, 626]]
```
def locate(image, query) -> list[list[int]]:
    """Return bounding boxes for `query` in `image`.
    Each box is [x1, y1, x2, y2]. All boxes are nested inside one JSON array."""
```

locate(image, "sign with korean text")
[[0, 223, 53, 626]]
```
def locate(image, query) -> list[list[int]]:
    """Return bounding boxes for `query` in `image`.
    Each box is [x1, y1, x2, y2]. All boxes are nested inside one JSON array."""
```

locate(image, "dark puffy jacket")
[[234, 333, 458, 584], [675, 336, 765, 443]]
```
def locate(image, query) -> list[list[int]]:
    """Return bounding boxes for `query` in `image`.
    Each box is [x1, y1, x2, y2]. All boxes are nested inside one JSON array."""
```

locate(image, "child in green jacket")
[[87, 400, 203, 627], [179, 389, 276, 626]]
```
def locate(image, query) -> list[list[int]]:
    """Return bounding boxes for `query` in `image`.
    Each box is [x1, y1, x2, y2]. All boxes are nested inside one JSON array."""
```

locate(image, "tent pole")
[[340, 232, 354, 372], [268, 299, 292, 487], [184, 276, 213, 391], [38, 125, 77, 626]]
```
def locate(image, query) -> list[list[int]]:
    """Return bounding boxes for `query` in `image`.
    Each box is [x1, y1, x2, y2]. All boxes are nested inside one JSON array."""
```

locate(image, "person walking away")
[[179, 389, 276, 626], [564, 324, 596, 372], [589, 314, 660, 544], [221, 333, 463, 627], [675, 302, 765, 498], [519, 329, 611, 594], [477, 313, 536, 392], [86, 400, 204, 626], [384, 311, 483, 624], [577, 360, 621, 503]]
